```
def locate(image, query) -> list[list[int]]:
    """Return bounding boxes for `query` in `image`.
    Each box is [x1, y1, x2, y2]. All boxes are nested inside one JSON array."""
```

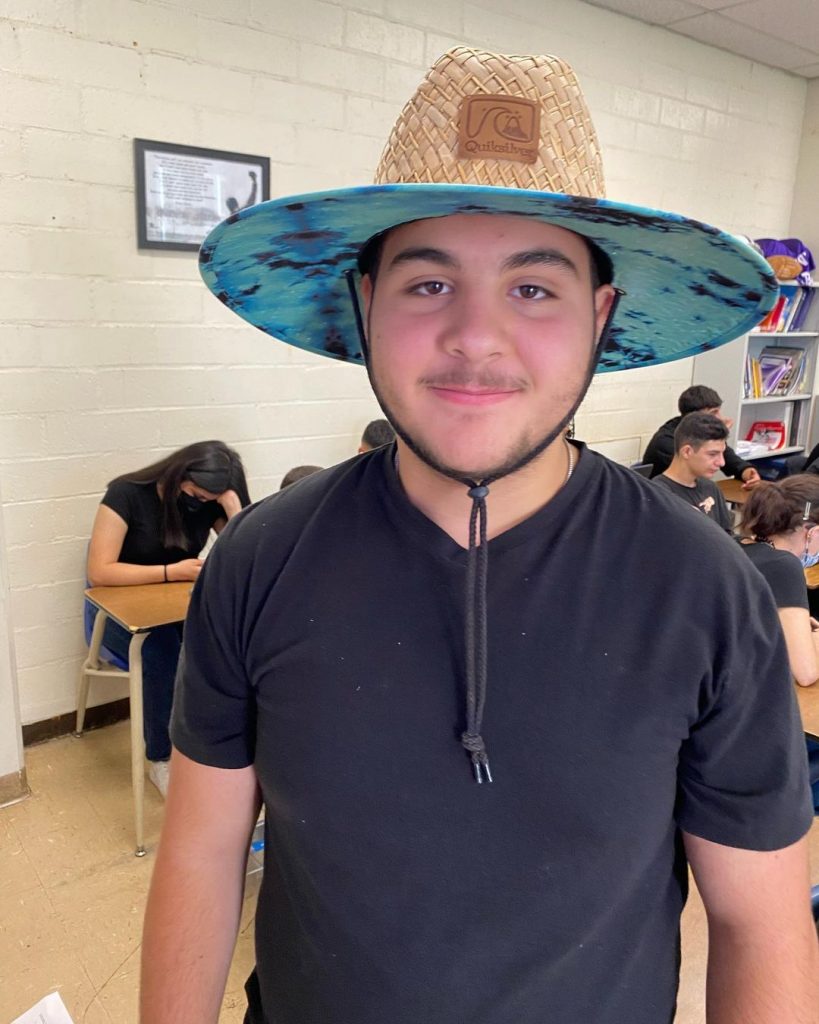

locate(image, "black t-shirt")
[[101, 479, 222, 565], [652, 472, 734, 532], [172, 444, 811, 1024], [741, 542, 809, 610]]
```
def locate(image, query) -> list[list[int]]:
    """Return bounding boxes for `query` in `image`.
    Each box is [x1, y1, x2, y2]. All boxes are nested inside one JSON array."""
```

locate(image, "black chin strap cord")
[[462, 482, 492, 782], [346, 269, 625, 784]]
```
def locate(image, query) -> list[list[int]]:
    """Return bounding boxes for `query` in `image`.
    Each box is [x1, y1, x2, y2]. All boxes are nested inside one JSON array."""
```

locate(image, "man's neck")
[[663, 458, 698, 487], [394, 437, 574, 549]]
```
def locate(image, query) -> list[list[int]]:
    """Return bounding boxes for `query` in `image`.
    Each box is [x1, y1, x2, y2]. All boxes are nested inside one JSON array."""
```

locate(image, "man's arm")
[[683, 830, 819, 1024], [140, 749, 261, 1024], [722, 444, 759, 486]]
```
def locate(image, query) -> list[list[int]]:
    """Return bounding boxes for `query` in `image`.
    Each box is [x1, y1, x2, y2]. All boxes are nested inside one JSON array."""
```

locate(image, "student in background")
[[87, 440, 250, 796], [643, 384, 761, 486], [652, 412, 734, 533], [280, 465, 323, 489], [358, 418, 395, 453], [739, 475, 819, 687]]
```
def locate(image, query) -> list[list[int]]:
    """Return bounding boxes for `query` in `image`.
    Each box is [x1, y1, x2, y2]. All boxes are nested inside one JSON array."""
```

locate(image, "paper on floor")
[[11, 992, 75, 1024]]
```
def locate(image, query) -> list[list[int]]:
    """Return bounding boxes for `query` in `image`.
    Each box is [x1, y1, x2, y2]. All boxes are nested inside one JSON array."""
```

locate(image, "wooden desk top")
[[717, 478, 749, 505], [797, 683, 819, 739], [85, 582, 192, 633], [805, 564, 819, 589]]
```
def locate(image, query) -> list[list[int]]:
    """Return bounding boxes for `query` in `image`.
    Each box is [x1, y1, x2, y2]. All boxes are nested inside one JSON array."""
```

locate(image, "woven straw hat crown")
[[374, 47, 605, 198]]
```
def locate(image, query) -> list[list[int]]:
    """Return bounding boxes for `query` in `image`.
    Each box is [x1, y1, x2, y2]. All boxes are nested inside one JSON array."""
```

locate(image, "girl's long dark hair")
[[740, 473, 819, 541], [109, 440, 251, 549]]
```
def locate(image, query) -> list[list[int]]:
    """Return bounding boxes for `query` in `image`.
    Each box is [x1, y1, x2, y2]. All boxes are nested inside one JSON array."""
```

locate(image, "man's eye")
[[512, 284, 550, 300], [411, 281, 450, 296]]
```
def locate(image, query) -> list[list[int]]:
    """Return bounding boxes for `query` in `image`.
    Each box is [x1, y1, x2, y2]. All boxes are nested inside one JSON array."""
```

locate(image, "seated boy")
[[653, 412, 734, 534], [643, 385, 760, 486]]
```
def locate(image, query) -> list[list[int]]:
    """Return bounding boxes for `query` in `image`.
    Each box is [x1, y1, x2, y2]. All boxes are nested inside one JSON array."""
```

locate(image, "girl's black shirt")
[[101, 479, 222, 564]]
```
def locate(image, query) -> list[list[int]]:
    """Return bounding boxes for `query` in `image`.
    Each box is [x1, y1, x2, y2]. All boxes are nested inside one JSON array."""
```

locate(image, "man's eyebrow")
[[501, 249, 580, 276], [387, 247, 460, 270]]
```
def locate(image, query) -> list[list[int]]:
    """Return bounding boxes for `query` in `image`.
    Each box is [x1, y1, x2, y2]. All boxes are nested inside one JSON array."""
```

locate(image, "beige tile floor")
[[1, 720, 816, 1024]]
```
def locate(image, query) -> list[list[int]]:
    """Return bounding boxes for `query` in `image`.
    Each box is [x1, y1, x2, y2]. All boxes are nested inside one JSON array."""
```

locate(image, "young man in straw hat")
[[141, 49, 818, 1024]]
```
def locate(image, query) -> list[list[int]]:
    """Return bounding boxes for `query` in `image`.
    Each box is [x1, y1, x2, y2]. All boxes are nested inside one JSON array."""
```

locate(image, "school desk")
[[717, 478, 749, 506], [83, 582, 191, 855]]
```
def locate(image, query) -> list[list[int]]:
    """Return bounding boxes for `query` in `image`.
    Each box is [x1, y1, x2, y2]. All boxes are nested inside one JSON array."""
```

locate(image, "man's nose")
[[442, 295, 507, 360]]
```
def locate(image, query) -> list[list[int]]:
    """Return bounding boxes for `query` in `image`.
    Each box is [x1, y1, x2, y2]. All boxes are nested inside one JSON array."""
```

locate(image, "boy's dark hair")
[[678, 385, 722, 415], [673, 412, 728, 454], [280, 465, 323, 489], [361, 418, 395, 450]]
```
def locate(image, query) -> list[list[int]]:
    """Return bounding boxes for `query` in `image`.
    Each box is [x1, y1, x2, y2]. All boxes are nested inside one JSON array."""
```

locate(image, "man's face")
[[360, 214, 615, 481], [685, 440, 726, 478]]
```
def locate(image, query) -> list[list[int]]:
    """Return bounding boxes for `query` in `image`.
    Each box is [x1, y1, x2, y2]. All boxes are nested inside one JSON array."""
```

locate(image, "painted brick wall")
[[0, 0, 808, 723]]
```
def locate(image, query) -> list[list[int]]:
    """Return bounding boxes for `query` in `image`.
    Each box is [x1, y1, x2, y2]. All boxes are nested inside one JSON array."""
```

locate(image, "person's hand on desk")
[[740, 467, 762, 489], [167, 558, 203, 582]]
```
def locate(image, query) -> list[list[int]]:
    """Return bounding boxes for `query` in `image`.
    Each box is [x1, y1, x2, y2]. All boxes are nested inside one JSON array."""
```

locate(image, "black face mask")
[[180, 492, 209, 513]]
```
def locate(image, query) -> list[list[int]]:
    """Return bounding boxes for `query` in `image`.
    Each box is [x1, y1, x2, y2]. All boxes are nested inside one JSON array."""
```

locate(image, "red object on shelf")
[[745, 420, 787, 450]]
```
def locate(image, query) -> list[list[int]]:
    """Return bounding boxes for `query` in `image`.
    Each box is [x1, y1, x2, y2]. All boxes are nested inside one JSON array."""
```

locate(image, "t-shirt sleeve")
[[764, 554, 810, 610], [675, 564, 813, 850], [713, 486, 734, 533], [100, 479, 134, 524], [170, 514, 256, 769]]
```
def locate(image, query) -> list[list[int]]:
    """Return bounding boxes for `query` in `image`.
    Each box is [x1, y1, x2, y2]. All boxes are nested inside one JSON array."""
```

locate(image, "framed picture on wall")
[[133, 138, 270, 252]]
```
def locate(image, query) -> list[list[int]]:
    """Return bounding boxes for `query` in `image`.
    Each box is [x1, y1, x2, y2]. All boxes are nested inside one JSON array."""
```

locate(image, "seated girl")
[[87, 440, 251, 795]]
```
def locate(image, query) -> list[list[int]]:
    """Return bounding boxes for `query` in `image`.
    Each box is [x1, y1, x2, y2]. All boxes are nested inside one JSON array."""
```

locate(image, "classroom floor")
[[1, 721, 817, 1024]]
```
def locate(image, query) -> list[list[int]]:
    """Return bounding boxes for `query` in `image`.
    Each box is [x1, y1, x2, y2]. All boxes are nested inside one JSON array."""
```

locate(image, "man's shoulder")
[[215, 450, 386, 560], [602, 460, 735, 555], [649, 470, 680, 494]]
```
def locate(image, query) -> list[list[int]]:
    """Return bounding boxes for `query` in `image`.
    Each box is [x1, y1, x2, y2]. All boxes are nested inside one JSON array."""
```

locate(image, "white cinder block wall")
[[0, 0, 808, 725]]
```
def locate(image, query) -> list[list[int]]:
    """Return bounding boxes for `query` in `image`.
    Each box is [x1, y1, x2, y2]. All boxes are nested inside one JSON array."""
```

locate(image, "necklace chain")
[[564, 437, 575, 483]]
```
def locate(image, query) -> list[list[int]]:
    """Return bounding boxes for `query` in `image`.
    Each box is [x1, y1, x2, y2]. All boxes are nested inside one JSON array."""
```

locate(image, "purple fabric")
[[755, 237, 815, 284]]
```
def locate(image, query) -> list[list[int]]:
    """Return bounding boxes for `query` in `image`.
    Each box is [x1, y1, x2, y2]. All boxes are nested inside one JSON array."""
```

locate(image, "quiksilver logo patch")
[[457, 95, 539, 165]]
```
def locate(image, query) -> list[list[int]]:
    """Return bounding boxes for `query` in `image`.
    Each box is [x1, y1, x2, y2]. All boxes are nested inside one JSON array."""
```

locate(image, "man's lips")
[[428, 385, 520, 406]]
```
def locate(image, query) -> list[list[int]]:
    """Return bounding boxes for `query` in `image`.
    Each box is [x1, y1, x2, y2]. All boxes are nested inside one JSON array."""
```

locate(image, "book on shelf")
[[757, 294, 787, 332], [755, 283, 816, 333], [775, 287, 801, 331], [789, 401, 804, 447], [790, 288, 815, 331], [744, 346, 807, 398]]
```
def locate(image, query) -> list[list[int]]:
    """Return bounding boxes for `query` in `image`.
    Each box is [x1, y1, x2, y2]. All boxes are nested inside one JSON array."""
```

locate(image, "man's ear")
[[679, 444, 693, 461], [593, 284, 617, 340], [361, 274, 373, 317]]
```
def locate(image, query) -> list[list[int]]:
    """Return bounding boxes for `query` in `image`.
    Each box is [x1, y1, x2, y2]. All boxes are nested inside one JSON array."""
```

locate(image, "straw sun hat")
[[199, 47, 777, 371]]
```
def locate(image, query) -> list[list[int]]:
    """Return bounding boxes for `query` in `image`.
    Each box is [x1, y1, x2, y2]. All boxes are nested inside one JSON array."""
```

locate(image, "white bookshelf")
[[692, 282, 819, 470]]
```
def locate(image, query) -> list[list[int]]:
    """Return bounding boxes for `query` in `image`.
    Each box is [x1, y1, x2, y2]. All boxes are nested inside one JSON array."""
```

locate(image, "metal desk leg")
[[128, 631, 148, 857]]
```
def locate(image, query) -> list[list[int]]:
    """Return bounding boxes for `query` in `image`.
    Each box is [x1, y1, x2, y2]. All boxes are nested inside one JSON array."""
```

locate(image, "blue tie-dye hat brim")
[[200, 47, 777, 371], [199, 182, 776, 373]]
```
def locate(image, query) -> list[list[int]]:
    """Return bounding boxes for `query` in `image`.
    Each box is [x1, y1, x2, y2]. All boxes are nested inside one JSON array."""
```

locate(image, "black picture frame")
[[133, 138, 270, 252]]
